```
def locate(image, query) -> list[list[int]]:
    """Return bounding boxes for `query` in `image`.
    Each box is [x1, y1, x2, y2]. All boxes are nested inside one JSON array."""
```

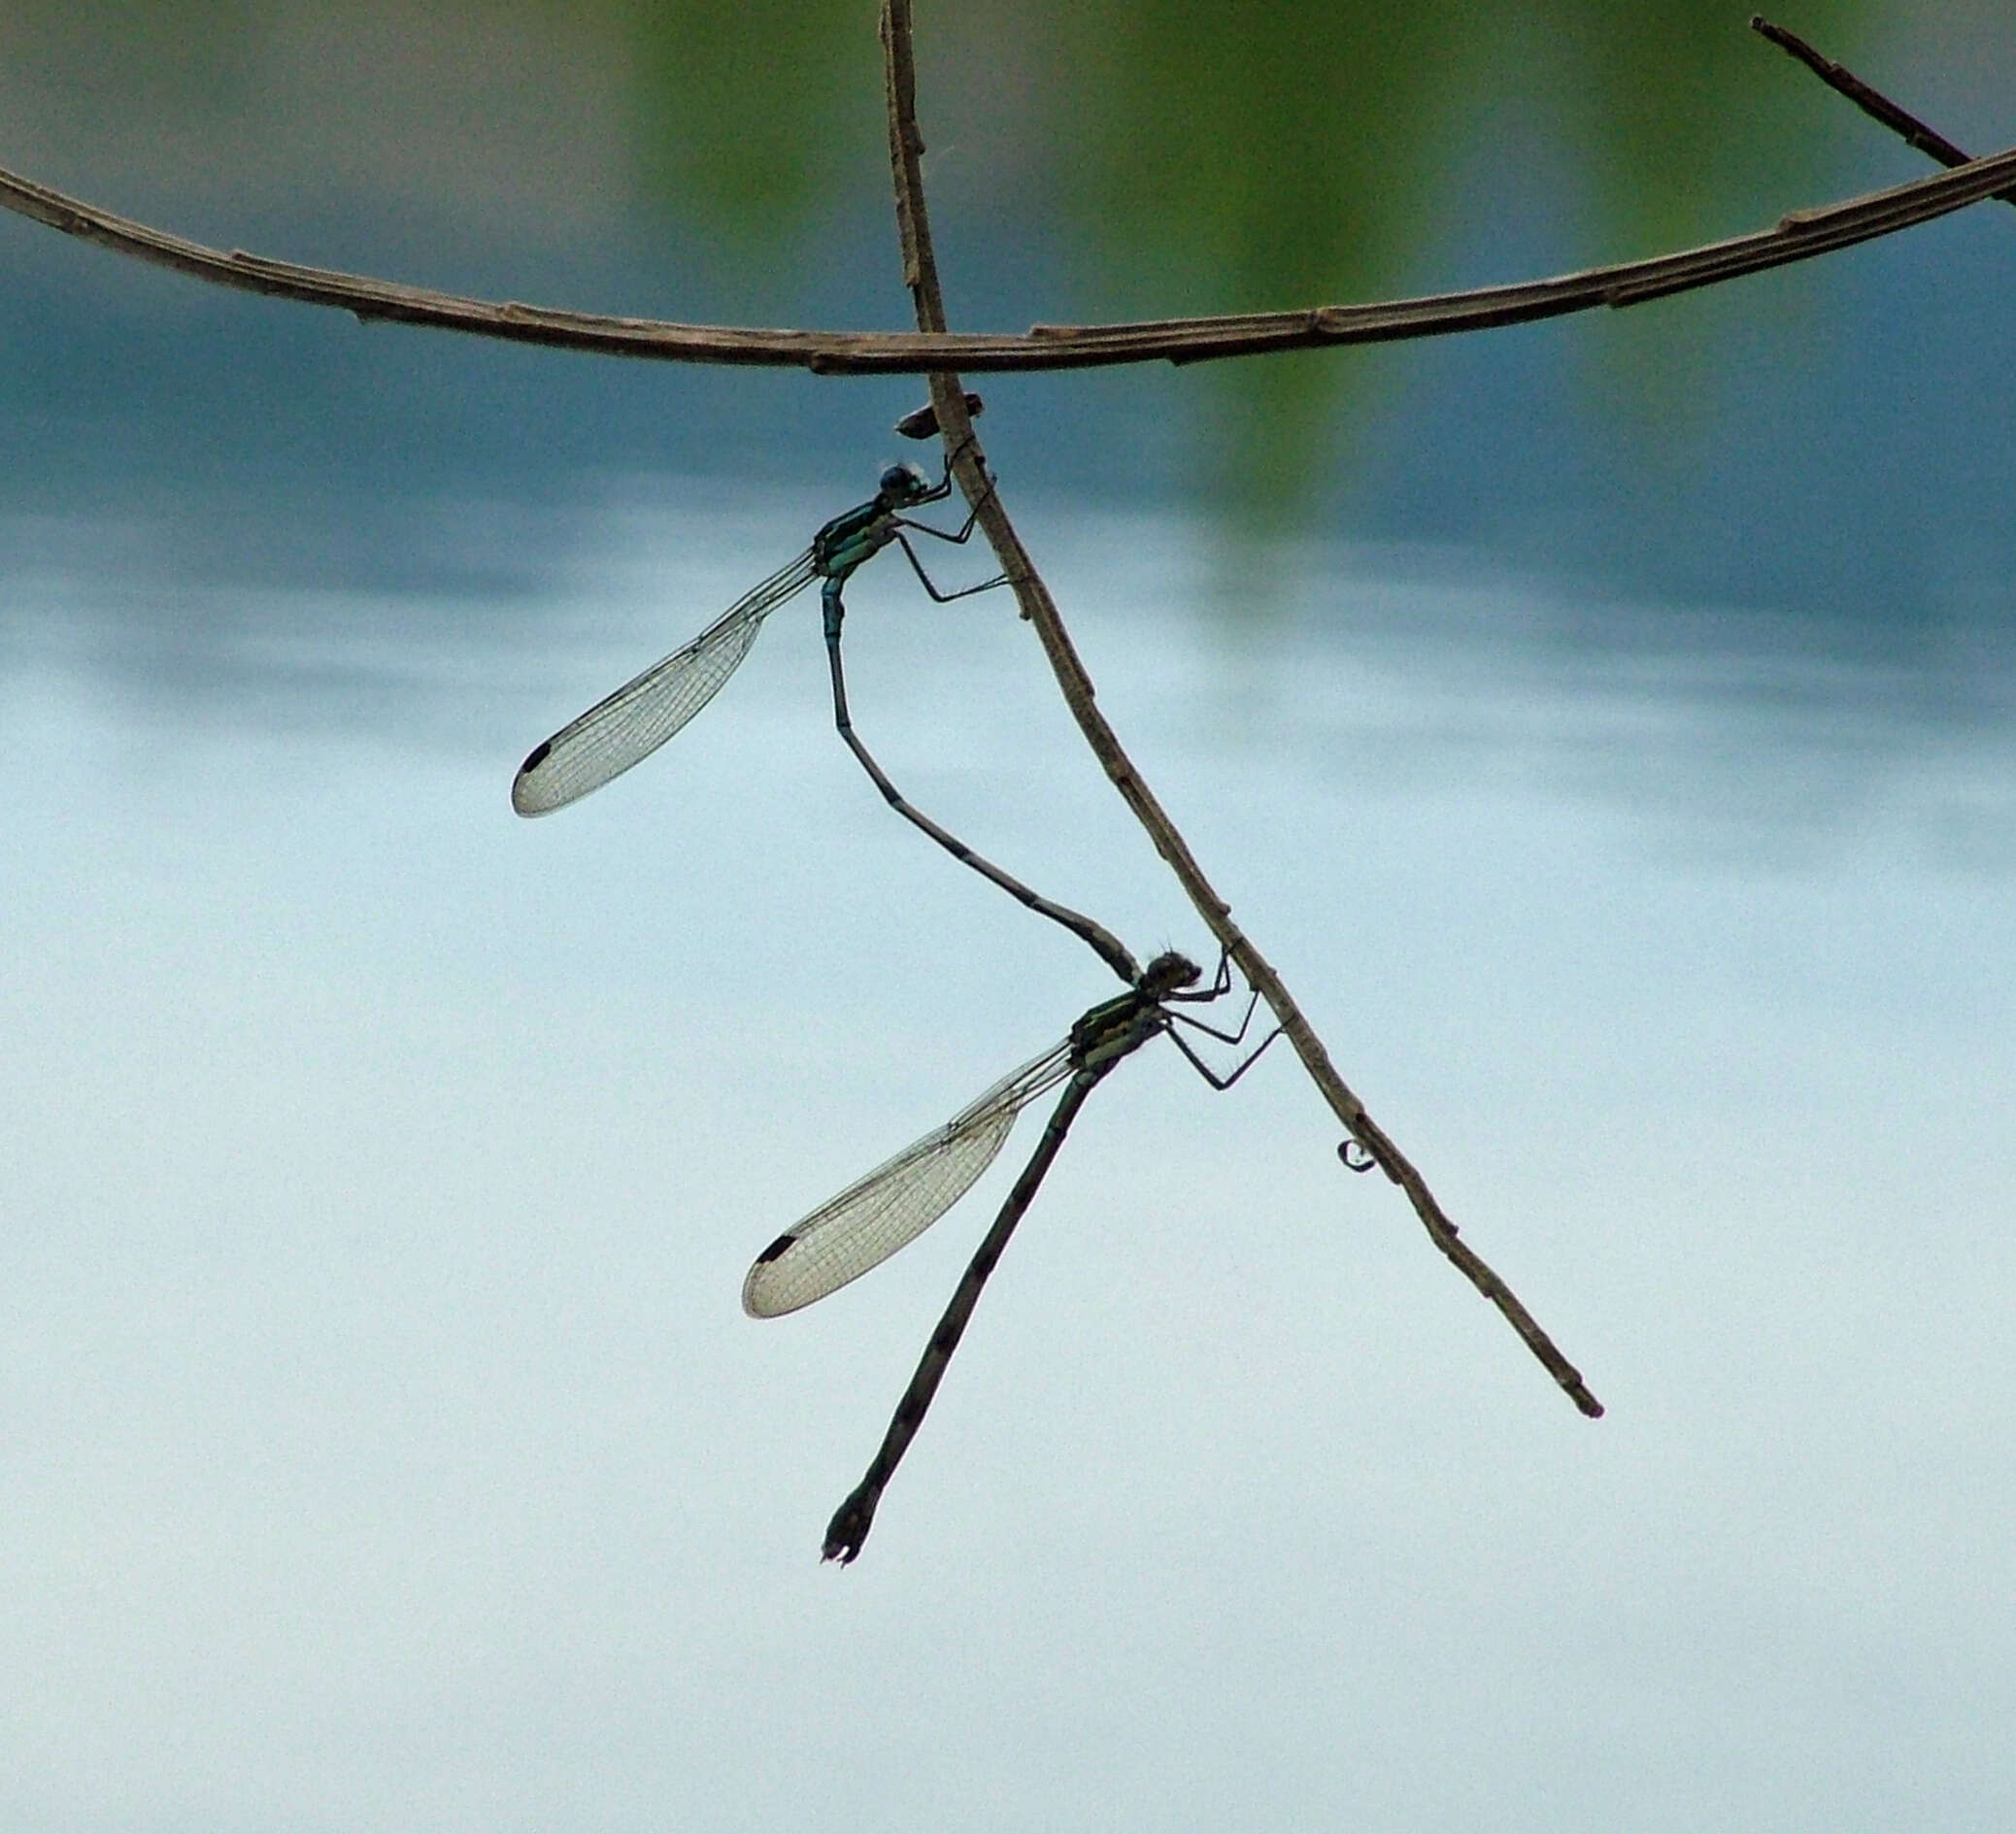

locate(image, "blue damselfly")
[[512, 458, 1134, 980]]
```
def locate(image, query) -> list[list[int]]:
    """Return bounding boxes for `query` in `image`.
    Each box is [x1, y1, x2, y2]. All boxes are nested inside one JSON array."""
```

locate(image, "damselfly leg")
[[1163, 1015, 1280, 1091], [1162, 962, 1280, 1088], [888, 458, 1007, 600], [1150, 946, 1282, 1077], [890, 538, 1008, 602]]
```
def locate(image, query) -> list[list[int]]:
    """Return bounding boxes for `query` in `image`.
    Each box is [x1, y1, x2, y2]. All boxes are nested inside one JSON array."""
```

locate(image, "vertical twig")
[[878, 0, 1603, 1418]]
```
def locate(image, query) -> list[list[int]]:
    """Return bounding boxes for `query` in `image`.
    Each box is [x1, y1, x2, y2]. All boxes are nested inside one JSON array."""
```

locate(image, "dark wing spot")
[[520, 740, 552, 775], [754, 1232, 796, 1266]]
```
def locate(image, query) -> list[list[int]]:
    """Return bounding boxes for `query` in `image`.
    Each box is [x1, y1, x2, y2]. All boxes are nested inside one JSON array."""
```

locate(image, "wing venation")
[[742, 1044, 1073, 1317], [512, 549, 819, 816]]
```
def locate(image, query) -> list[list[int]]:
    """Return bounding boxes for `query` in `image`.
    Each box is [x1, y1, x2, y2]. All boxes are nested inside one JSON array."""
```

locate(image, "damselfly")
[[746, 950, 1278, 1562], [513, 458, 1134, 979]]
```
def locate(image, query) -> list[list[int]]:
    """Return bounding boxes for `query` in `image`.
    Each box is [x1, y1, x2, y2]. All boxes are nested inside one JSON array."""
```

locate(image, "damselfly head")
[[878, 461, 932, 505], [1138, 951, 1202, 998]]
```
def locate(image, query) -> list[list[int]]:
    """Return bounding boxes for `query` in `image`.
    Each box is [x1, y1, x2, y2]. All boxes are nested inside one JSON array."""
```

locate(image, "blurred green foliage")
[[1042, 0, 1865, 528], [623, 0, 883, 241]]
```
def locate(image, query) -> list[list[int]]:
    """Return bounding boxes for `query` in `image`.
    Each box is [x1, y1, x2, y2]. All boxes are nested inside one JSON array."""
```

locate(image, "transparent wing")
[[512, 548, 820, 816], [742, 1042, 1076, 1319]]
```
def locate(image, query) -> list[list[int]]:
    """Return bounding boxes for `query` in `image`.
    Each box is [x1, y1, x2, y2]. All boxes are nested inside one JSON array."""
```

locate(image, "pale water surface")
[[2, 482, 2012, 1829]]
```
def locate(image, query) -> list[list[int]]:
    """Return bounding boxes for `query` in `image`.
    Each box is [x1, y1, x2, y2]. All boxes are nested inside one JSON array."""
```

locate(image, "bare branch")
[[1752, 16, 2016, 207], [4, 135, 2016, 375], [879, 0, 1603, 1419]]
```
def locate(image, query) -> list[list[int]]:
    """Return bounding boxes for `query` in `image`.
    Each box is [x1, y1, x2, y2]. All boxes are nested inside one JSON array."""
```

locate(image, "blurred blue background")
[[2, 4, 2013, 1829], [4, 0, 2015, 623]]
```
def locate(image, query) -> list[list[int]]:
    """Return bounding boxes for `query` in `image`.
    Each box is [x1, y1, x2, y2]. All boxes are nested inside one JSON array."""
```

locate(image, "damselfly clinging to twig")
[[746, 949, 1278, 1563], [511, 449, 1137, 982]]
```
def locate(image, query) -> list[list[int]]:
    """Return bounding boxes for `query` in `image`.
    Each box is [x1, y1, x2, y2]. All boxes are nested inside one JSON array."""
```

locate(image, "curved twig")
[[880, 0, 1603, 1419], [3, 134, 2015, 375]]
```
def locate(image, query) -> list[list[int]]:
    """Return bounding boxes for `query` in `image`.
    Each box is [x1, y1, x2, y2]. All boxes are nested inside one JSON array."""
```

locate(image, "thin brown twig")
[[880, 0, 1603, 1419], [1751, 15, 2016, 206], [5, 137, 2016, 375]]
